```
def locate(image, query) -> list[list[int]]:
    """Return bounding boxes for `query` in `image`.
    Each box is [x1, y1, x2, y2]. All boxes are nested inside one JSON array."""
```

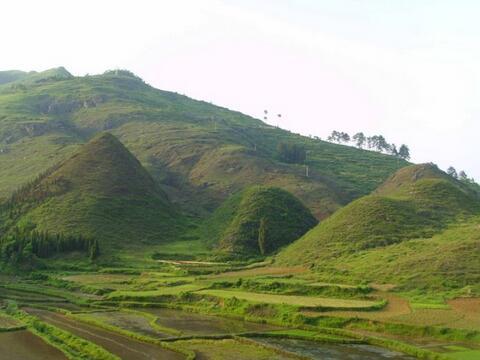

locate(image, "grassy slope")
[[216, 186, 317, 255], [276, 164, 480, 291], [0, 68, 407, 219], [1, 133, 184, 249]]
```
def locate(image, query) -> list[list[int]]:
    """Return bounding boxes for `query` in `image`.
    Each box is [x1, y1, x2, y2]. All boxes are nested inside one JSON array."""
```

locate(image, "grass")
[[277, 165, 480, 292], [216, 186, 317, 256], [444, 346, 480, 360], [1, 133, 186, 250], [0, 68, 407, 226], [411, 303, 452, 310], [0, 313, 25, 331], [5, 308, 119, 360], [196, 289, 383, 309], [107, 284, 206, 301], [171, 338, 298, 360]]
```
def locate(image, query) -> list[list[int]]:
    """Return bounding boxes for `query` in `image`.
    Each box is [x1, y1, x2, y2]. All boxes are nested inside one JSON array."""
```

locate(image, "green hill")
[[0, 67, 407, 220], [0, 70, 30, 85], [276, 164, 480, 290], [200, 186, 317, 256], [0, 133, 182, 250]]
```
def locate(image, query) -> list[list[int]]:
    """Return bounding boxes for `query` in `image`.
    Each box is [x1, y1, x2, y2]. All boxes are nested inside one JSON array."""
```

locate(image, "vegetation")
[[276, 142, 306, 164], [0, 133, 184, 252], [0, 67, 478, 359], [0, 229, 99, 266], [327, 130, 410, 159], [277, 163, 480, 291], [4, 303, 118, 360], [218, 186, 317, 256], [0, 68, 408, 222], [195, 289, 383, 309]]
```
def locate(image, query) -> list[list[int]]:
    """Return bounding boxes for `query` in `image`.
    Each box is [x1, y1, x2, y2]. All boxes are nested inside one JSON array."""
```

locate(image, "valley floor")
[[0, 260, 479, 360]]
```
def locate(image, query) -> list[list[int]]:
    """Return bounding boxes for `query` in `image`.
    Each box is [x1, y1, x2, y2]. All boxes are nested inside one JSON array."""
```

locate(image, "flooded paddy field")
[[75, 310, 171, 338], [0, 330, 67, 360], [142, 307, 281, 335], [250, 337, 416, 360], [24, 308, 183, 360]]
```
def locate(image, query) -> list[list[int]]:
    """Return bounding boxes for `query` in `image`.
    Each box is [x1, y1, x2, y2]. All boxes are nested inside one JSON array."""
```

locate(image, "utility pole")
[[305, 165, 309, 177]]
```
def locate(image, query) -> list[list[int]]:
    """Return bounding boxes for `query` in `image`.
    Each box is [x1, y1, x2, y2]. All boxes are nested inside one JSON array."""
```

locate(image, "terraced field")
[[196, 289, 381, 309], [171, 339, 299, 360], [0, 330, 67, 360], [141, 308, 281, 335], [0, 313, 23, 329], [24, 308, 184, 360], [74, 310, 172, 338]]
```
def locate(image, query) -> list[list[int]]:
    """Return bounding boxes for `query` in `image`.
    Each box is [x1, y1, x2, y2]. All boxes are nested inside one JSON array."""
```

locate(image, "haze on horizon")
[[1, 0, 478, 179]]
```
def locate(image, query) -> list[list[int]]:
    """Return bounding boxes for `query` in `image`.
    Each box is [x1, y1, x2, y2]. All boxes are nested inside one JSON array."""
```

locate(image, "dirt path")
[[24, 308, 184, 360]]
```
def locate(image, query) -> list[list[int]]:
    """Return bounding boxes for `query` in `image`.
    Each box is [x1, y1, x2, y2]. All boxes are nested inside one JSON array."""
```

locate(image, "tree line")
[[447, 167, 477, 184], [327, 131, 410, 160], [0, 229, 100, 265]]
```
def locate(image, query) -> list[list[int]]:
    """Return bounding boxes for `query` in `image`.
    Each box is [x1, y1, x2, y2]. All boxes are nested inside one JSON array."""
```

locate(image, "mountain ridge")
[[0, 67, 408, 220]]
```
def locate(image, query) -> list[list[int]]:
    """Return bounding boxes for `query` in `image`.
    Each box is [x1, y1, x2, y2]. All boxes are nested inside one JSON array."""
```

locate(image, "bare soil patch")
[[0, 330, 67, 360]]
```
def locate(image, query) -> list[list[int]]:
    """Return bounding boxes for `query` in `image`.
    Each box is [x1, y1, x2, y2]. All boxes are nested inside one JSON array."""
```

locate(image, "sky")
[[1, 0, 478, 179]]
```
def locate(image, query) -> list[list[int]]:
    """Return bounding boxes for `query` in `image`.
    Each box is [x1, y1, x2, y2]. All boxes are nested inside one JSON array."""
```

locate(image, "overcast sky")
[[1, 0, 478, 179]]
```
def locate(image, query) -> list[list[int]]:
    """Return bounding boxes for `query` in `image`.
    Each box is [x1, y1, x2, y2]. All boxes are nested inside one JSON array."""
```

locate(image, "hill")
[[0, 133, 182, 251], [276, 164, 480, 290], [0, 67, 408, 220], [196, 186, 317, 256], [0, 70, 30, 85]]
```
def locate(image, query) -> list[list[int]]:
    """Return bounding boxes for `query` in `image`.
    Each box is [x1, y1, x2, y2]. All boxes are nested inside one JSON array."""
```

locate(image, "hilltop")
[[277, 163, 480, 290], [0, 67, 408, 220], [196, 186, 317, 257], [0, 133, 182, 250]]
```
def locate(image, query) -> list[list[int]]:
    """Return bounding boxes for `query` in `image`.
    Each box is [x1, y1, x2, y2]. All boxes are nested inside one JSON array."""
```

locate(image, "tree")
[[352, 132, 366, 148], [327, 130, 340, 142], [327, 131, 350, 144], [390, 144, 398, 157], [459, 170, 468, 181], [340, 132, 350, 143], [89, 239, 100, 260], [367, 135, 378, 149], [277, 142, 306, 164], [376, 135, 389, 152], [258, 218, 267, 255], [447, 166, 458, 179], [398, 144, 410, 160]]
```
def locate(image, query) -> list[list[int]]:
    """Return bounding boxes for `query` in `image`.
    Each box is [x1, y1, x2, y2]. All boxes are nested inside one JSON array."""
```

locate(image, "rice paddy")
[[196, 289, 381, 309]]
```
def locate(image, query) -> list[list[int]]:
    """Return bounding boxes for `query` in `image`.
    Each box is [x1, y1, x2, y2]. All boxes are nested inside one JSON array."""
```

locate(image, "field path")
[[24, 308, 184, 360]]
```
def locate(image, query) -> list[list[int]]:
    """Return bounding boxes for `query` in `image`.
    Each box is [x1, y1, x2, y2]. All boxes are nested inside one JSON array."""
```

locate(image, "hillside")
[[0, 67, 408, 220], [0, 70, 30, 85], [276, 163, 480, 290], [0, 133, 182, 250], [197, 186, 317, 256]]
